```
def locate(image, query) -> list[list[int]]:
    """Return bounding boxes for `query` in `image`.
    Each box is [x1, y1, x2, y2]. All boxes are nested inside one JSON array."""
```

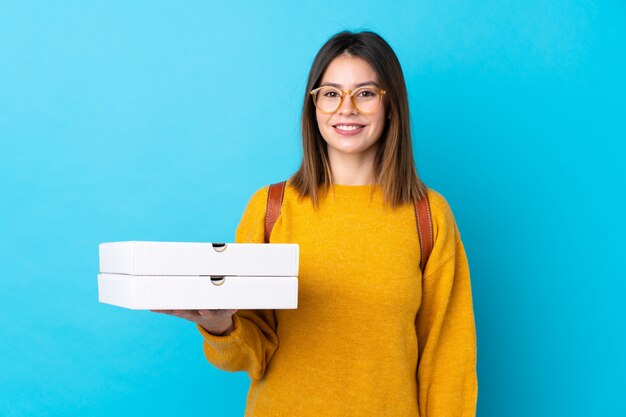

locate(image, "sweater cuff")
[[196, 314, 244, 351]]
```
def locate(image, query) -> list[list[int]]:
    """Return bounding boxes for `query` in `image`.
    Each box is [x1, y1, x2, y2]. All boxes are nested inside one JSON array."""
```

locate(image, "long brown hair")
[[289, 30, 428, 209]]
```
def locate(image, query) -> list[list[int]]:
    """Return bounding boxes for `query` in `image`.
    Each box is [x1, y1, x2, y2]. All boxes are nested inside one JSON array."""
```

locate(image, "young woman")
[[156, 30, 478, 416]]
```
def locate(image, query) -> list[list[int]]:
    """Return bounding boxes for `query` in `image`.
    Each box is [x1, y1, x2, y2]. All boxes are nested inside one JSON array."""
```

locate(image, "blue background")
[[1, 1, 625, 416]]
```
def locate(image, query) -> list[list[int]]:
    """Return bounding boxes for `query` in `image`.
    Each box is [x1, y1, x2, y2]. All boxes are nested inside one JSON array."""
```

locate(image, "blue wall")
[[1, 1, 624, 416]]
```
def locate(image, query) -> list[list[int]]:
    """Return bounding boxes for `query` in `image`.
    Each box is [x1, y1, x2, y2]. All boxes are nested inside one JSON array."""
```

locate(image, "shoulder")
[[242, 180, 297, 217], [238, 185, 270, 223], [235, 185, 272, 243], [424, 187, 462, 260], [426, 188, 456, 229], [249, 185, 270, 203], [245, 179, 298, 203]]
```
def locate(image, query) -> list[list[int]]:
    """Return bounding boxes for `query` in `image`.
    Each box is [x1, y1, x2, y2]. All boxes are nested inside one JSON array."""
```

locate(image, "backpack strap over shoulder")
[[264, 181, 286, 243], [264, 181, 434, 274], [414, 192, 434, 273]]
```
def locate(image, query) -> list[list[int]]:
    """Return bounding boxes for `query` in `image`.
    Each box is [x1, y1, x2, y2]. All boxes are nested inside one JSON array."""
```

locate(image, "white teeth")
[[335, 125, 363, 131]]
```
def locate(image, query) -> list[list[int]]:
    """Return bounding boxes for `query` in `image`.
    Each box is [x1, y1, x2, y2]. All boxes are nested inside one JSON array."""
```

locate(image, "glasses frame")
[[310, 85, 387, 115]]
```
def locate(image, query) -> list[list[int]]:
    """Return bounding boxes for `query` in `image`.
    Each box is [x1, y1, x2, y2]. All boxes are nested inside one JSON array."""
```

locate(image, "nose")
[[337, 91, 358, 115]]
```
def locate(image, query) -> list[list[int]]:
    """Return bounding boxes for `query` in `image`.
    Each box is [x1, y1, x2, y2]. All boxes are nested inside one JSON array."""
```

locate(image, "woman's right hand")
[[151, 309, 238, 336]]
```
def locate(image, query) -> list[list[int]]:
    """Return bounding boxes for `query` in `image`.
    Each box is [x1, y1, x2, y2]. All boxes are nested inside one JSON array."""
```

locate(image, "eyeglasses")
[[310, 85, 387, 114]]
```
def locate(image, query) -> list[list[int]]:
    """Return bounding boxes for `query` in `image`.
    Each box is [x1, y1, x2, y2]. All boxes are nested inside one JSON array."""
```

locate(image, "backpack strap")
[[264, 181, 286, 243], [413, 192, 434, 273], [264, 181, 434, 273]]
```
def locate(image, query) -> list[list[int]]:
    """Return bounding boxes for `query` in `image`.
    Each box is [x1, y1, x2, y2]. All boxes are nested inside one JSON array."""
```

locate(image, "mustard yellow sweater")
[[197, 182, 478, 417]]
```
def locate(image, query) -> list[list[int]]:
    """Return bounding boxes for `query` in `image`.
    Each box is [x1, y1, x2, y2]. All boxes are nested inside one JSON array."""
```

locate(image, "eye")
[[355, 88, 378, 98], [322, 89, 340, 98]]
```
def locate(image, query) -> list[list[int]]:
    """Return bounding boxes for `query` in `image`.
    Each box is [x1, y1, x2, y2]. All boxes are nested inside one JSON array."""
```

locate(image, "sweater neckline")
[[326, 183, 381, 198]]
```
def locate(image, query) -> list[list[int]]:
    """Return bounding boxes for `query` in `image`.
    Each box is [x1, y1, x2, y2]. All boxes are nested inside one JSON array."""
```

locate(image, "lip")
[[333, 123, 366, 136], [332, 122, 365, 127]]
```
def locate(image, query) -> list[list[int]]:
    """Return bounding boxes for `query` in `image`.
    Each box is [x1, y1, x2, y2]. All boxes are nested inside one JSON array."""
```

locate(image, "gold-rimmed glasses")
[[310, 85, 387, 114]]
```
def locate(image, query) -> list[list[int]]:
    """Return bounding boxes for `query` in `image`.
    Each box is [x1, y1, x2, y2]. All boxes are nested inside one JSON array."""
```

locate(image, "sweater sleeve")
[[415, 191, 478, 417], [197, 186, 280, 381]]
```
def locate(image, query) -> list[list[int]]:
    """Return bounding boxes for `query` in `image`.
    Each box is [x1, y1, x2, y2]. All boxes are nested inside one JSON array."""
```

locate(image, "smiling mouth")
[[333, 124, 366, 131]]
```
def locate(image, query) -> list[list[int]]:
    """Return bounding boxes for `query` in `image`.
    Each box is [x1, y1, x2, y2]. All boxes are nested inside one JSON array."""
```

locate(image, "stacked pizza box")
[[97, 241, 299, 310]]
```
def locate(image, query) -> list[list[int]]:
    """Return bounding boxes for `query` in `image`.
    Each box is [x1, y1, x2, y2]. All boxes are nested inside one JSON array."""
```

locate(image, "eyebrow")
[[319, 81, 381, 88]]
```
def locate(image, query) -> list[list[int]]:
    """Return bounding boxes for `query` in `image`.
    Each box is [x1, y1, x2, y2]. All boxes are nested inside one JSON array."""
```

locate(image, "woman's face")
[[315, 55, 387, 161]]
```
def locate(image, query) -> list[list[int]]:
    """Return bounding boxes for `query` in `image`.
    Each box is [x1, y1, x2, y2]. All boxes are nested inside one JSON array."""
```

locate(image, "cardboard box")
[[98, 241, 299, 310], [99, 241, 299, 276], [97, 274, 298, 309]]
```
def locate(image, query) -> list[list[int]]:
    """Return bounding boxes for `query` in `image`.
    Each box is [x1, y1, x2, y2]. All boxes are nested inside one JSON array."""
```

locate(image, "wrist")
[[203, 319, 235, 336]]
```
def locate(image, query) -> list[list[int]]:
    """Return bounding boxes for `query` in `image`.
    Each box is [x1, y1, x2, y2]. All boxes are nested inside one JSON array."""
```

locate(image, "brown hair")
[[289, 30, 428, 209]]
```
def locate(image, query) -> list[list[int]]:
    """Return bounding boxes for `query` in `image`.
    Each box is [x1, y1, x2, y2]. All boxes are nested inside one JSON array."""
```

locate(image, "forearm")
[[198, 310, 279, 380]]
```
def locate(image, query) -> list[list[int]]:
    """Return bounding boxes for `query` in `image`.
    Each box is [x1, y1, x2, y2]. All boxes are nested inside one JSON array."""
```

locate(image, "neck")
[[327, 146, 378, 186]]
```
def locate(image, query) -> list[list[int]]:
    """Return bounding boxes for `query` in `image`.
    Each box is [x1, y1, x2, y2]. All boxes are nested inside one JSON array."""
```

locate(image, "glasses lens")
[[352, 87, 382, 113], [313, 86, 383, 113], [314, 87, 342, 113]]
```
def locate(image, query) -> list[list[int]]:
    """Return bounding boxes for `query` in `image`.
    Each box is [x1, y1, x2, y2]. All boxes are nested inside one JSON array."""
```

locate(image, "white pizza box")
[[99, 241, 299, 276], [98, 273, 298, 310]]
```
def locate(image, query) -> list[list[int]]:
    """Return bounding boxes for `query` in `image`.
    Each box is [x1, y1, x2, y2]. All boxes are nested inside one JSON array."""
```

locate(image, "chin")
[[329, 143, 374, 156]]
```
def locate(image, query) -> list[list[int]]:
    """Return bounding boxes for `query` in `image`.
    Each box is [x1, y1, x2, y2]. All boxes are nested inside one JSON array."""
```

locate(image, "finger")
[[151, 310, 196, 320], [151, 309, 173, 315], [197, 309, 233, 317], [170, 310, 191, 317]]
